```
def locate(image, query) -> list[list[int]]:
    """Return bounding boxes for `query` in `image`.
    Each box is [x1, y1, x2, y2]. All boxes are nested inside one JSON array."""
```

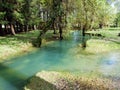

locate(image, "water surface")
[[0, 31, 120, 90]]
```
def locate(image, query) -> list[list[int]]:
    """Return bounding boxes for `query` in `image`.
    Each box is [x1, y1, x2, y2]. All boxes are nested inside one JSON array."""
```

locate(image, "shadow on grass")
[[0, 33, 38, 47]]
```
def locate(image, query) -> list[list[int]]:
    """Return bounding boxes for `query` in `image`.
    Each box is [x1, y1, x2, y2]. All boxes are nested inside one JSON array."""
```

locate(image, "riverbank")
[[84, 39, 120, 54], [0, 30, 65, 63], [0, 30, 120, 62], [83, 29, 120, 54], [87, 28, 120, 41], [25, 71, 118, 90], [0, 30, 40, 62]]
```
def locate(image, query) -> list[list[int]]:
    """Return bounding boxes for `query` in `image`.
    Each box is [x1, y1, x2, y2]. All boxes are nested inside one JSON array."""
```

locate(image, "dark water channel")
[[0, 31, 120, 90]]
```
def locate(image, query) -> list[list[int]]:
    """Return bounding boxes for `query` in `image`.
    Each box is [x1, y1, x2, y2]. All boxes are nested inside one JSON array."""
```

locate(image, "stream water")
[[0, 31, 120, 90]]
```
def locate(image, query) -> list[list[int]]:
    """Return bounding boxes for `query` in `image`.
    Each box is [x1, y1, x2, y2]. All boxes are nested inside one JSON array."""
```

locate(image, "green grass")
[[103, 27, 120, 30], [0, 30, 40, 62], [85, 28, 120, 54], [84, 39, 120, 54], [87, 29, 120, 39]]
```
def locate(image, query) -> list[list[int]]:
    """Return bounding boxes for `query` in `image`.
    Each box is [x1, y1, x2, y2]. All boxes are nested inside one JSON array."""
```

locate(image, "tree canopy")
[[0, 0, 118, 43]]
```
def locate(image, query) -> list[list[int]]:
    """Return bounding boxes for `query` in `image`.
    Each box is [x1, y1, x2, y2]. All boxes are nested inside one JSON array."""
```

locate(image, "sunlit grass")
[[69, 38, 120, 55], [25, 71, 117, 90], [87, 29, 120, 39], [0, 30, 40, 62], [84, 39, 120, 54]]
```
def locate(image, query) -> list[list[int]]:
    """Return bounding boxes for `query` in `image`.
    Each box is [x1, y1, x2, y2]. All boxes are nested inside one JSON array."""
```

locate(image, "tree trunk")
[[24, 25, 29, 32], [82, 25, 86, 37], [16, 22, 19, 33], [82, 36, 86, 49], [82, 25, 86, 48], [10, 24, 16, 35], [4, 25, 7, 35], [81, 0, 88, 49], [34, 25, 37, 30], [19, 24, 24, 32], [53, 21, 56, 34], [58, 16, 63, 40], [99, 23, 103, 29], [32, 25, 36, 30], [0, 24, 3, 36], [53, 27, 56, 34], [116, 22, 118, 27]]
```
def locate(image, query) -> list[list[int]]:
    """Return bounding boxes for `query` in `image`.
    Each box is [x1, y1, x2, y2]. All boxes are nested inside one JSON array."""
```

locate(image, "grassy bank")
[[0, 29, 120, 62], [0, 30, 64, 63], [84, 39, 120, 54], [25, 71, 118, 90], [87, 28, 120, 39], [0, 30, 40, 62], [84, 29, 120, 54]]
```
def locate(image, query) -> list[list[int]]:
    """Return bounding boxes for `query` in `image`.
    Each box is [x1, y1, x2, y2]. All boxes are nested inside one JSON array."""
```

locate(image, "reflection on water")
[[0, 31, 120, 90]]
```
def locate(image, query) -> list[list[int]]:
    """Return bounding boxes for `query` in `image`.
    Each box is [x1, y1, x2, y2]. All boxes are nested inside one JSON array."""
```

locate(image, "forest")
[[0, 0, 119, 36], [0, 0, 120, 90]]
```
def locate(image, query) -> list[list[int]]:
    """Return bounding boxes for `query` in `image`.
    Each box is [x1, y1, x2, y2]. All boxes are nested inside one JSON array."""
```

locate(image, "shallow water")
[[0, 31, 120, 90]]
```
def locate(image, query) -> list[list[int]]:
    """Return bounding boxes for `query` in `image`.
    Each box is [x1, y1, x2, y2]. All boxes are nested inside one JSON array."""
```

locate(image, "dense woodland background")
[[0, 0, 120, 40]]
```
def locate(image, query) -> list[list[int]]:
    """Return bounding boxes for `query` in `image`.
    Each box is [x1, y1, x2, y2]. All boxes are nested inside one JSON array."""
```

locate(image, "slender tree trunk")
[[34, 25, 37, 30], [19, 24, 22, 32], [52, 0, 56, 34], [24, 25, 29, 32], [0, 24, 3, 36], [116, 21, 118, 27], [82, 25, 87, 49], [99, 23, 103, 29], [4, 25, 7, 35], [10, 24, 16, 35], [16, 22, 19, 33], [5, 25, 10, 34], [53, 21, 56, 34], [32, 25, 36, 30], [82, 0, 87, 48], [82, 26, 86, 37], [82, 36, 86, 49], [55, 0, 63, 40], [82, 0, 87, 37], [58, 16, 63, 40]]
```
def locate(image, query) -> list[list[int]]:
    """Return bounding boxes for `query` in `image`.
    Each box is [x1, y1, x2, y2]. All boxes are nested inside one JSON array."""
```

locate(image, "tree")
[[0, 0, 25, 35], [114, 12, 120, 27]]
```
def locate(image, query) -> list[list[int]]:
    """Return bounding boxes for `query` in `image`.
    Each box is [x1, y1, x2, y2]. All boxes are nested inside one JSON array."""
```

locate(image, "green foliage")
[[0, 12, 5, 19], [0, 0, 119, 29], [70, 0, 116, 30], [0, 12, 8, 24], [114, 12, 120, 26]]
